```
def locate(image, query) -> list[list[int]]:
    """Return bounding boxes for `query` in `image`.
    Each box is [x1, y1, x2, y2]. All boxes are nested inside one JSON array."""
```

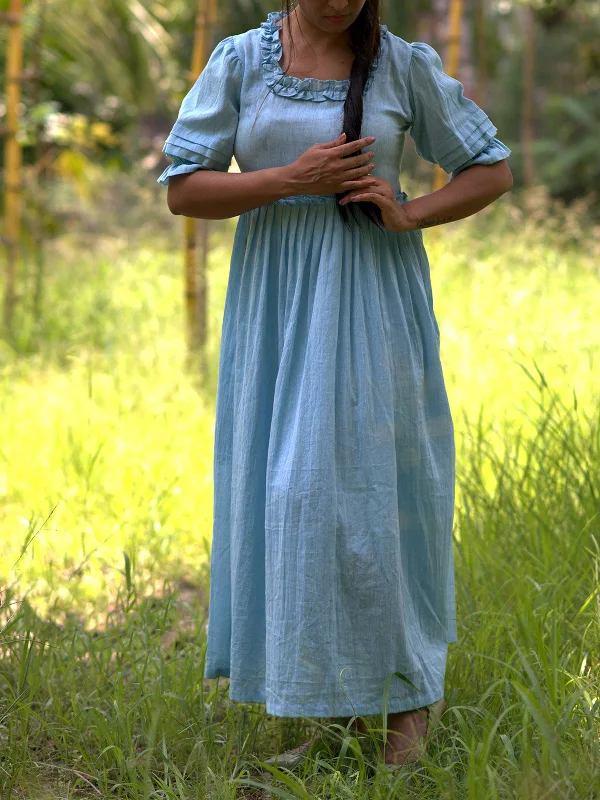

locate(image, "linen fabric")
[[158, 10, 511, 718]]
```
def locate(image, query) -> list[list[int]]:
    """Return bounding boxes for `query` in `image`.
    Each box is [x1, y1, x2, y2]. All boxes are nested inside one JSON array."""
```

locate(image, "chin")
[[320, 16, 355, 31]]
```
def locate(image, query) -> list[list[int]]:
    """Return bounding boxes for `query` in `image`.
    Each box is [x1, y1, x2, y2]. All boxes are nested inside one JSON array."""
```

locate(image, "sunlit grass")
[[431, 194, 599, 436], [1, 185, 599, 798]]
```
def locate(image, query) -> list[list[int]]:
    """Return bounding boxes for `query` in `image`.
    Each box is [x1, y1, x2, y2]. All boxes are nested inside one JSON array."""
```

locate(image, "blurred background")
[[1, 1, 599, 798], [3, 0, 599, 233]]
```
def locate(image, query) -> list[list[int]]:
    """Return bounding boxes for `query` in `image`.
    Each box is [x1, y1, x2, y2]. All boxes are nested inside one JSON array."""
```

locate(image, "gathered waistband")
[[265, 189, 410, 207]]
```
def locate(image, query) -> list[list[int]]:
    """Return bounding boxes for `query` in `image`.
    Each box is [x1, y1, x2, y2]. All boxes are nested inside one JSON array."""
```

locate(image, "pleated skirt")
[[204, 191, 457, 718]]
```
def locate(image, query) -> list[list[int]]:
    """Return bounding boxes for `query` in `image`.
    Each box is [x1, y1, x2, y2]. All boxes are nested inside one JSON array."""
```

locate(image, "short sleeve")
[[407, 41, 509, 176], [157, 36, 242, 186], [450, 136, 512, 179]]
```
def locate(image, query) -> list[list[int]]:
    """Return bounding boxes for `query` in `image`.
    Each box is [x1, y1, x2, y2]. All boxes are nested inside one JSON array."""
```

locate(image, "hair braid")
[[280, 1, 383, 229], [338, 0, 382, 229]]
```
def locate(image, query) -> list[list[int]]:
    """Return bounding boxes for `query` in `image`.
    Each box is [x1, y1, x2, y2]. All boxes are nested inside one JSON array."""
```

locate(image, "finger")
[[341, 180, 387, 199], [348, 180, 396, 201], [337, 178, 378, 192], [340, 191, 395, 208], [339, 163, 377, 182], [339, 151, 375, 170], [321, 132, 347, 149], [339, 191, 382, 207], [333, 136, 377, 157]]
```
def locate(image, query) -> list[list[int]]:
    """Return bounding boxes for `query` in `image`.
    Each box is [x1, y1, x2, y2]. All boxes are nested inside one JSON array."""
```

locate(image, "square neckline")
[[260, 9, 388, 102]]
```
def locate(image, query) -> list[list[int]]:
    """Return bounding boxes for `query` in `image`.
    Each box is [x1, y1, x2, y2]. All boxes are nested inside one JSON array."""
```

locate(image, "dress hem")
[[225, 685, 448, 719]]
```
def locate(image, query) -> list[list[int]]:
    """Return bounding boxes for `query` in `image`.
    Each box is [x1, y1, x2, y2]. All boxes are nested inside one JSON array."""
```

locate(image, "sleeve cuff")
[[434, 114, 498, 175], [156, 160, 210, 186], [451, 137, 512, 178], [162, 123, 233, 171]]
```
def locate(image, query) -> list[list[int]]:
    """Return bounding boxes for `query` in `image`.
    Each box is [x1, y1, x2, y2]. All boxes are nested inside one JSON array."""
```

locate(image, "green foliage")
[[1, 0, 597, 206], [215, 0, 433, 40], [539, 90, 600, 202], [493, 0, 600, 204], [0, 188, 599, 797]]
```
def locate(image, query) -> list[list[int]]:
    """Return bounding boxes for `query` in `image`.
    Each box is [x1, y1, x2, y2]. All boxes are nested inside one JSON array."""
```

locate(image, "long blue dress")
[[157, 9, 511, 719]]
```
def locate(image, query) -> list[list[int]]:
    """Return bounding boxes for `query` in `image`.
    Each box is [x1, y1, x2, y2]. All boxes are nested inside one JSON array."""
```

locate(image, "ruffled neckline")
[[260, 10, 388, 102]]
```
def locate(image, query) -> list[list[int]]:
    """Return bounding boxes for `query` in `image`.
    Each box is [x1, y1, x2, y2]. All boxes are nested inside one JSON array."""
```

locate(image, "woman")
[[158, 0, 512, 768]]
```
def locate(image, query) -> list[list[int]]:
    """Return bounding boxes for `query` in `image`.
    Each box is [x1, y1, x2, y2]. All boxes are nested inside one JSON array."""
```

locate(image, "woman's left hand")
[[339, 176, 415, 232]]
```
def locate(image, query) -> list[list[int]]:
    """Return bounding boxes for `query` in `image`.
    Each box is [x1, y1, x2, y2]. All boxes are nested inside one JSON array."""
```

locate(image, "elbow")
[[167, 202, 182, 217], [166, 172, 198, 215], [495, 160, 514, 194], [167, 185, 184, 216], [476, 159, 514, 195], [500, 173, 514, 195]]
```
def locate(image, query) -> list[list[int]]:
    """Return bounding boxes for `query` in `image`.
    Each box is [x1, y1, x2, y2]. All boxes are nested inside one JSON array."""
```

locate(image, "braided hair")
[[280, 1, 383, 229]]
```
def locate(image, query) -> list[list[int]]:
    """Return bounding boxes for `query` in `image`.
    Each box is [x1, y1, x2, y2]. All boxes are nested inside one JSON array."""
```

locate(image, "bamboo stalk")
[[198, 0, 217, 363], [473, 0, 487, 107], [31, 0, 49, 320], [2, 0, 24, 334], [433, 0, 463, 193], [184, 0, 218, 369]]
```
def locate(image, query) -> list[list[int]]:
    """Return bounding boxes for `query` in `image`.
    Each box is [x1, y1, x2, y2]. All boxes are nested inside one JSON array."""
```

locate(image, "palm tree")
[[44, 0, 173, 111]]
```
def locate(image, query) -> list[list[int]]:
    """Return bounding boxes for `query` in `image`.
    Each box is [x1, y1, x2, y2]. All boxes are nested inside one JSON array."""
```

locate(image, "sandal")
[[262, 734, 321, 769], [382, 697, 447, 770], [261, 702, 447, 772], [261, 716, 368, 769]]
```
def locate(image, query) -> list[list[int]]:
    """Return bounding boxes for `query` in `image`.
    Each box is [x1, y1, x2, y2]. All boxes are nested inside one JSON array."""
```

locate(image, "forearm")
[[402, 162, 513, 230], [167, 166, 296, 219]]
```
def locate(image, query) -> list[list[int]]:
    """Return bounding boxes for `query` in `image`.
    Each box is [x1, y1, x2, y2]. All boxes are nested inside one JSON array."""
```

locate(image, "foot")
[[262, 733, 320, 768], [263, 715, 367, 769], [336, 715, 370, 736], [384, 707, 428, 766]]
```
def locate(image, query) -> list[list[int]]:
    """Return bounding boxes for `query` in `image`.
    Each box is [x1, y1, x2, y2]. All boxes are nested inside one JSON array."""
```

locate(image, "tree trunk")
[[2, 0, 25, 335], [185, 0, 217, 372], [521, 3, 536, 191], [472, 0, 487, 107], [32, 0, 49, 320], [433, 0, 462, 193]]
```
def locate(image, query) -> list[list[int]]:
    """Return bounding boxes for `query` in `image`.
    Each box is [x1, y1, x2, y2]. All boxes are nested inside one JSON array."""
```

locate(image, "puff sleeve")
[[450, 137, 512, 178], [157, 36, 242, 186], [407, 41, 511, 178]]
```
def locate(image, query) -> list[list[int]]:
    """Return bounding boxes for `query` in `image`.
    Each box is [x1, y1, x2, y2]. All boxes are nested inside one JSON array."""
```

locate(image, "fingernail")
[[367, 137, 376, 142]]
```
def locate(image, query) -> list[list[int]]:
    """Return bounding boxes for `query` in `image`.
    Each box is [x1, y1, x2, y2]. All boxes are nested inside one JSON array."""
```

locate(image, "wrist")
[[397, 201, 419, 231], [273, 164, 302, 198]]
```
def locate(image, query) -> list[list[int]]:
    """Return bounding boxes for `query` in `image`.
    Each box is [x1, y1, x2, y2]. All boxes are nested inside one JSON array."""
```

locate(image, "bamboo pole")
[[185, 0, 217, 371], [473, 0, 487, 107], [2, 0, 25, 334], [432, 0, 462, 193], [31, 0, 49, 319]]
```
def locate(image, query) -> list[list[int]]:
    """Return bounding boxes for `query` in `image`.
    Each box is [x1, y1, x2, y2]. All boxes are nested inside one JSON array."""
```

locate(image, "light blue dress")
[[158, 9, 511, 719]]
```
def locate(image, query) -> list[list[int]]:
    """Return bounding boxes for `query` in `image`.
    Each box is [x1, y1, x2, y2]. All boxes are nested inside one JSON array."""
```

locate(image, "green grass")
[[1, 184, 599, 798]]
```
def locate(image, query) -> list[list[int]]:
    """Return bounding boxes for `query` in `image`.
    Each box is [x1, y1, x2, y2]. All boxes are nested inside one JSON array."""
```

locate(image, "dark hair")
[[280, 1, 383, 230]]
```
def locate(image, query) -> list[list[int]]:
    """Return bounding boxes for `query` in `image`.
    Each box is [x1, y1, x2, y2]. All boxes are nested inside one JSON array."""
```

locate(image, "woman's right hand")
[[284, 132, 378, 197]]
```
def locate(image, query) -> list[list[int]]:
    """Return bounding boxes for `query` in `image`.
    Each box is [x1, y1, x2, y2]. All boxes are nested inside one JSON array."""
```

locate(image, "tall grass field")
[[1, 183, 599, 798]]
